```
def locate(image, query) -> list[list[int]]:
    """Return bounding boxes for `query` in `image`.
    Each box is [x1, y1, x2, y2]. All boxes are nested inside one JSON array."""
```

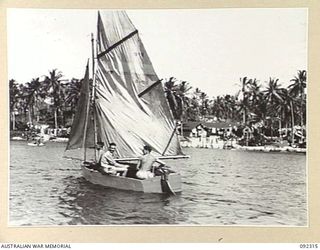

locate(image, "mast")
[[82, 60, 90, 162], [81, 33, 97, 162], [91, 33, 98, 161]]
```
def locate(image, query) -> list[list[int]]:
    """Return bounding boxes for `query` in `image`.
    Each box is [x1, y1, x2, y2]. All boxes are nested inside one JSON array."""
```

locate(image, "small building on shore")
[[180, 121, 240, 149], [181, 121, 239, 138]]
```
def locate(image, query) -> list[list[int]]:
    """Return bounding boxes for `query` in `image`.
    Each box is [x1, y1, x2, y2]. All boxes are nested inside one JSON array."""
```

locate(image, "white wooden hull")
[[81, 165, 182, 193]]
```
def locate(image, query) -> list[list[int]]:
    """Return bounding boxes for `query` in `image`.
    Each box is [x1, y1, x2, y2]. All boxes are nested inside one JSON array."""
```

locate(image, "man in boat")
[[89, 141, 106, 170], [96, 141, 106, 163], [136, 145, 165, 179], [100, 142, 129, 176]]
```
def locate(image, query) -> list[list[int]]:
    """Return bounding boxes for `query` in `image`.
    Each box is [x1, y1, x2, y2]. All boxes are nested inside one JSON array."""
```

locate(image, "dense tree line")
[[164, 71, 306, 133], [9, 69, 306, 137], [9, 69, 84, 130]]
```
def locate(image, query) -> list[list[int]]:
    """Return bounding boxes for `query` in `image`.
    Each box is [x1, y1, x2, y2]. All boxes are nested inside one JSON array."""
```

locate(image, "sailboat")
[[65, 11, 188, 194]]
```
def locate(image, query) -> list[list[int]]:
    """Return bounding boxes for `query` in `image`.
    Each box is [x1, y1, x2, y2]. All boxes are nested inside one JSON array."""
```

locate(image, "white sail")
[[94, 11, 183, 158]]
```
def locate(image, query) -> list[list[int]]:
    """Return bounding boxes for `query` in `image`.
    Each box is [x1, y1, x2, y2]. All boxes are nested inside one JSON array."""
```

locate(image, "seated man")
[[86, 141, 106, 170], [100, 142, 129, 177], [136, 145, 165, 179], [96, 141, 106, 165]]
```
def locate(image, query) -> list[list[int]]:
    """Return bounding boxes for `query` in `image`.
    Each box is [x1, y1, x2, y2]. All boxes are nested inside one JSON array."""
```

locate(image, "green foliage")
[[9, 70, 307, 133]]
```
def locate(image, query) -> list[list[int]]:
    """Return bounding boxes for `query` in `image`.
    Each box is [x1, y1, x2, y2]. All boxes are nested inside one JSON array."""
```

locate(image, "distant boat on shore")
[[11, 136, 25, 141], [50, 137, 69, 143], [27, 142, 45, 147]]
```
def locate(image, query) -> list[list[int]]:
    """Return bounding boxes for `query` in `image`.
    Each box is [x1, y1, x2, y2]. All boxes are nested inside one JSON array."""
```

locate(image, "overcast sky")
[[7, 8, 307, 97]]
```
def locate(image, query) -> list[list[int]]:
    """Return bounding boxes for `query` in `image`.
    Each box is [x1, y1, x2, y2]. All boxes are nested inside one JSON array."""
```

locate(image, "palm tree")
[[164, 77, 180, 119], [65, 78, 82, 125], [175, 81, 192, 122], [274, 88, 296, 142], [16, 83, 29, 125], [25, 78, 46, 124], [65, 78, 81, 110], [263, 78, 283, 107], [229, 95, 240, 121], [9, 79, 20, 130], [199, 92, 209, 117], [43, 69, 64, 130], [289, 70, 306, 126], [223, 94, 238, 121], [263, 78, 284, 137], [187, 96, 200, 121], [164, 77, 193, 121], [253, 92, 268, 124], [245, 79, 267, 123], [238, 77, 252, 124], [211, 96, 224, 121], [246, 79, 260, 105]]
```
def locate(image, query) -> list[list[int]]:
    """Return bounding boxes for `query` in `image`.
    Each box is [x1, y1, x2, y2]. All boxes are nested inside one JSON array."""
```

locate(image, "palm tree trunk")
[[62, 109, 65, 127], [24, 110, 27, 124], [246, 131, 249, 146], [279, 116, 282, 143], [12, 112, 16, 130], [243, 110, 246, 124], [181, 121, 184, 136], [35, 102, 40, 123], [290, 101, 295, 146], [28, 109, 32, 124], [300, 96, 303, 127], [54, 108, 58, 130], [242, 81, 246, 125], [32, 105, 35, 124]]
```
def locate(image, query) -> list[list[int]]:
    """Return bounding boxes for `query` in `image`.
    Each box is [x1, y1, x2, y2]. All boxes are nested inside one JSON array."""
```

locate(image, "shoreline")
[[180, 136, 306, 154], [10, 132, 306, 154]]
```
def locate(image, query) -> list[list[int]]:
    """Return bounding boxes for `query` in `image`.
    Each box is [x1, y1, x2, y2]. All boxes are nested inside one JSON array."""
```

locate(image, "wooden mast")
[[82, 33, 98, 162], [91, 33, 98, 161], [82, 60, 90, 162]]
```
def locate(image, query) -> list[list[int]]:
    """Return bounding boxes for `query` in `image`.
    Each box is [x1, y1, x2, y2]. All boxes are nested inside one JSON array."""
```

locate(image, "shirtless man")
[[136, 145, 165, 179], [100, 142, 129, 176]]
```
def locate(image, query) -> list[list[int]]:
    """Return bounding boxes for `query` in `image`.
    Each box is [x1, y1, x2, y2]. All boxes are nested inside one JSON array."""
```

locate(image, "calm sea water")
[[9, 141, 307, 226]]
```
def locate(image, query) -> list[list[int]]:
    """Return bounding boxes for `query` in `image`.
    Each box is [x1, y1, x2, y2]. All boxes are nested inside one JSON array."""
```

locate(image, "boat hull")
[[81, 165, 182, 193]]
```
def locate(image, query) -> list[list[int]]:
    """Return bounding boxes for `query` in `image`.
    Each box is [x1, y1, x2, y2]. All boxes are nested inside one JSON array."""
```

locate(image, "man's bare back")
[[139, 154, 157, 172], [136, 145, 165, 179]]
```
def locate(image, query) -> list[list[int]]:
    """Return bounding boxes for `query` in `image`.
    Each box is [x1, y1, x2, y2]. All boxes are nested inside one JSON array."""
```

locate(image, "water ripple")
[[9, 142, 307, 226]]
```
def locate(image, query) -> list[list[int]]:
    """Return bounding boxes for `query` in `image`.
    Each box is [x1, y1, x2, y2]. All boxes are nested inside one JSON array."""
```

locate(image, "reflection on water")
[[58, 176, 186, 225], [9, 141, 307, 226]]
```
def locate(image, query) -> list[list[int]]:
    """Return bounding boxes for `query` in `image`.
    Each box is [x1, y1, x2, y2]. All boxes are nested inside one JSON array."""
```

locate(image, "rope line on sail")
[[161, 123, 179, 156], [97, 30, 138, 59], [138, 79, 162, 97]]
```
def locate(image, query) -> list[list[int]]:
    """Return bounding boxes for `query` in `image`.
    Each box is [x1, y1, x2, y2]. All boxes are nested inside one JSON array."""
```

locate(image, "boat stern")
[[81, 164, 182, 194]]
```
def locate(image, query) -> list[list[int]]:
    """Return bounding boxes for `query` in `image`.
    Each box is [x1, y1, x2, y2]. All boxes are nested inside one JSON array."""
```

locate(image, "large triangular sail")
[[65, 61, 94, 151], [94, 11, 183, 158]]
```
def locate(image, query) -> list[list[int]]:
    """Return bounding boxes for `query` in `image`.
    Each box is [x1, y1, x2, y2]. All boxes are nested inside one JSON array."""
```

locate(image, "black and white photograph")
[[8, 8, 307, 227]]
